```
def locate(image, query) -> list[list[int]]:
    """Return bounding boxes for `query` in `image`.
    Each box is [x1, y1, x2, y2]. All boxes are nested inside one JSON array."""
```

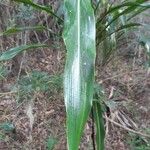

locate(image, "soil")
[[0, 1, 150, 150], [0, 42, 150, 150]]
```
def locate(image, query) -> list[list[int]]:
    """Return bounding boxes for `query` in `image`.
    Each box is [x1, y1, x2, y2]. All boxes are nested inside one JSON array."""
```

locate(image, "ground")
[[0, 1, 150, 150], [0, 41, 150, 150]]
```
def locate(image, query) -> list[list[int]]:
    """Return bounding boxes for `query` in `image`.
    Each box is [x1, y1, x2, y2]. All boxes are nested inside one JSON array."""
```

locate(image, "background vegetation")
[[0, 0, 150, 149]]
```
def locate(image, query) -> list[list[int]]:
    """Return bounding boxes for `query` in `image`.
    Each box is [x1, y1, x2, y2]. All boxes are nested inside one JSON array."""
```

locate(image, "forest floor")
[[0, 0, 150, 149], [0, 39, 150, 150]]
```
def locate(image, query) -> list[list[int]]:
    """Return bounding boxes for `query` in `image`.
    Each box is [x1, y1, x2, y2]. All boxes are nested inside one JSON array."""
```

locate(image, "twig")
[[104, 116, 150, 138], [0, 91, 17, 95]]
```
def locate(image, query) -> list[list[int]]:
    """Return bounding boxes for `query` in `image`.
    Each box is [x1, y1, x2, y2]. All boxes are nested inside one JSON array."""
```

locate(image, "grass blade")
[[13, 0, 63, 21], [0, 26, 46, 37], [46, 137, 57, 150], [0, 44, 48, 61], [63, 0, 96, 149], [93, 102, 105, 150], [96, 1, 149, 26], [97, 23, 141, 44]]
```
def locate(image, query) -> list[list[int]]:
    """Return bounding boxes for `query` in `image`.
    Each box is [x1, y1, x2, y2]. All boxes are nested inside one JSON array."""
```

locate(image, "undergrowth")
[[12, 71, 62, 102], [127, 131, 150, 150]]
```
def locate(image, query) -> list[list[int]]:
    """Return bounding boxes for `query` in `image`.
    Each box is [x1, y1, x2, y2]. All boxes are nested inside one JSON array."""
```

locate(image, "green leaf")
[[0, 122, 15, 132], [93, 102, 105, 150], [63, 0, 96, 150], [98, 23, 141, 43], [0, 134, 5, 140], [13, 0, 63, 21], [0, 65, 8, 80], [97, 1, 149, 29], [139, 35, 150, 49], [107, 1, 146, 15], [95, 0, 150, 67], [102, 0, 148, 17], [46, 137, 56, 150], [0, 44, 48, 61], [0, 26, 46, 37], [94, 0, 102, 12], [127, 7, 148, 21]]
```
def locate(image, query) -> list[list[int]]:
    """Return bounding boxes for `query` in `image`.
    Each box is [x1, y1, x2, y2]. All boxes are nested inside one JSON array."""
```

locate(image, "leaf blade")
[[0, 26, 46, 37], [0, 44, 48, 61], [13, 0, 63, 21], [63, 0, 96, 149], [93, 102, 105, 150]]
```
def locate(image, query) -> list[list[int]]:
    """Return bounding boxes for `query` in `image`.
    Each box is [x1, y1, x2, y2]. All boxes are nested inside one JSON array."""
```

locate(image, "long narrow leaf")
[[93, 102, 105, 150], [96, 1, 149, 25], [127, 7, 148, 21], [0, 44, 48, 61], [0, 26, 46, 37], [63, 0, 96, 149], [107, 0, 147, 14], [96, 2, 138, 24], [97, 23, 141, 45], [97, 6, 140, 37], [13, 0, 63, 21]]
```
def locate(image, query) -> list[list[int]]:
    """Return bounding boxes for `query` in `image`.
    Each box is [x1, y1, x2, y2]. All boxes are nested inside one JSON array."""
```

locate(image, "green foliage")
[[0, 65, 8, 80], [0, 44, 48, 61], [94, 84, 105, 102], [95, 0, 150, 66], [13, 0, 62, 21], [13, 71, 62, 102], [46, 137, 57, 150], [93, 84, 106, 149], [0, 122, 15, 142], [16, 2, 35, 20], [0, 0, 150, 149], [0, 26, 46, 37], [0, 122, 15, 132], [63, 0, 96, 149], [93, 102, 105, 150], [0, 133, 5, 140], [18, 71, 51, 92], [128, 132, 150, 150]]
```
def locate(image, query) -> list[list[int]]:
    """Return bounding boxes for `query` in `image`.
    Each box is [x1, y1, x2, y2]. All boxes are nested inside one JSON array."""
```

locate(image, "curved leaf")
[[0, 26, 46, 37], [96, 1, 150, 27], [63, 0, 96, 149], [97, 23, 141, 44], [0, 44, 48, 61], [13, 0, 63, 21]]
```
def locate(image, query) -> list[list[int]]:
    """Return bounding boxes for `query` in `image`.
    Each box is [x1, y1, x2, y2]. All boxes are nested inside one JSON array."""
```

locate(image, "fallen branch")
[[0, 91, 17, 95], [104, 115, 150, 138]]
